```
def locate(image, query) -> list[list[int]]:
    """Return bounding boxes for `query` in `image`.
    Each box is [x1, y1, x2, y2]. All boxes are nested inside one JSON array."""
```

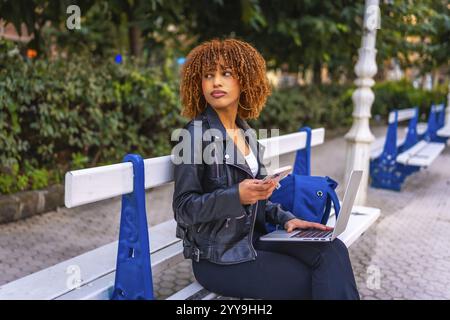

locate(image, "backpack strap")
[[322, 177, 341, 224], [328, 187, 341, 219], [293, 127, 311, 176]]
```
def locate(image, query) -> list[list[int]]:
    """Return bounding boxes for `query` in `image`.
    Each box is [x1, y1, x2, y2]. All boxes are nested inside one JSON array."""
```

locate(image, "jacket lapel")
[[204, 104, 265, 178]]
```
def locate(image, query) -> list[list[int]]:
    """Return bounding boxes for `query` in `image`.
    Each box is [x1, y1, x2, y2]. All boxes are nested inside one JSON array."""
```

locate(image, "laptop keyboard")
[[291, 230, 333, 239]]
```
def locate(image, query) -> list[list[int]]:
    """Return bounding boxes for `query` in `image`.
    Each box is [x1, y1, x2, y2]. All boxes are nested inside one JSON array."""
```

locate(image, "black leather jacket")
[[172, 105, 296, 264]]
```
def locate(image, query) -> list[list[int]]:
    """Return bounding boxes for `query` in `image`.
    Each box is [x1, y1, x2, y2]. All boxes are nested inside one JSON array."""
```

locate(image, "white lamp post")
[[344, 0, 381, 205]]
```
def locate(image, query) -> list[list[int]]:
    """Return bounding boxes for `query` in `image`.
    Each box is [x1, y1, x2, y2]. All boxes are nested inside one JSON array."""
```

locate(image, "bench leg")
[[370, 159, 404, 191]]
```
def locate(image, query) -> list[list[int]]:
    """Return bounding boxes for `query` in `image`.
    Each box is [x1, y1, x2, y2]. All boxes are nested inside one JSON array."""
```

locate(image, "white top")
[[244, 148, 259, 177]]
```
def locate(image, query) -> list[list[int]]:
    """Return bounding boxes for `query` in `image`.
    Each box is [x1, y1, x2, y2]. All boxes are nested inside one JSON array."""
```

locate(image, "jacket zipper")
[[249, 201, 258, 258], [197, 224, 205, 233], [221, 157, 258, 258], [214, 139, 220, 177]]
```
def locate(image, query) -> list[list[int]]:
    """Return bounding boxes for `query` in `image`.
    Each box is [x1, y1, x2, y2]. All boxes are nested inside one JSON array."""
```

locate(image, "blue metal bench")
[[370, 106, 446, 191]]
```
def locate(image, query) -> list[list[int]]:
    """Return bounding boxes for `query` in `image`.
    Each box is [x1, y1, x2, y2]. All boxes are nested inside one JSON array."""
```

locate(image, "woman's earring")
[[238, 100, 252, 111]]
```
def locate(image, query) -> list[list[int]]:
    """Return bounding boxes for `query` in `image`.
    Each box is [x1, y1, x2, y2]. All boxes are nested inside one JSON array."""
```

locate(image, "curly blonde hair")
[[179, 38, 272, 120]]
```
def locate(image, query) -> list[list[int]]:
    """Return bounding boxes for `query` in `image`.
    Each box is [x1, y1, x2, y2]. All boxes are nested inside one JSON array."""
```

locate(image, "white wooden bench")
[[0, 128, 380, 300]]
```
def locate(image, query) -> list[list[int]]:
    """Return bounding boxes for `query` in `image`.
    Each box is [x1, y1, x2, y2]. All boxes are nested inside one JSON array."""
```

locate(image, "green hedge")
[[371, 80, 447, 120], [0, 40, 447, 194], [0, 40, 184, 194], [252, 84, 354, 133]]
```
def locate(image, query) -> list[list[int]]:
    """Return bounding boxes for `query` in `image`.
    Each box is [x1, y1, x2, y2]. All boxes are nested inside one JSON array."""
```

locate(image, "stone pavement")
[[1, 126, 449, 300]]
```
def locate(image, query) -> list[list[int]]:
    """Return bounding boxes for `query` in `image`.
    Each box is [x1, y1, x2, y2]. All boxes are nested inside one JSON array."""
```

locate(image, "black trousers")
[[192, 233, 360, 300]]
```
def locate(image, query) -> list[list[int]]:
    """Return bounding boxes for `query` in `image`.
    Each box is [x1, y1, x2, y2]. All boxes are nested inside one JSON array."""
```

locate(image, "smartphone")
[[261, 165, 292, 185]]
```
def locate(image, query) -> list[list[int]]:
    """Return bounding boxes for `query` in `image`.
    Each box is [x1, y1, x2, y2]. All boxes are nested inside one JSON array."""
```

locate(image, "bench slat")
[[403, 122, 427, 136], [0, 219, 179, 300], [56, 241, 185, 300], [65, 129, 325, 208], [397, 141, 445, 166], [258, 128, 324, 159], [65, 156, 174, 208], [437, 125, 450, 138], [388, 108, 416, 124], [417, 122, 428, 135]]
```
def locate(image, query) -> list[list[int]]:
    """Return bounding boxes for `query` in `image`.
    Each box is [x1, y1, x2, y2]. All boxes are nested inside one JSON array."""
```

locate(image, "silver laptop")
[[260, 170, 363, 242]]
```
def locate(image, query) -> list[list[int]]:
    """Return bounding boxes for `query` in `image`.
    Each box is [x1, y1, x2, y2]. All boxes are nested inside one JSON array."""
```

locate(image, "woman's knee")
[[331, 238, 350, 253], [313, 239, 350, 268], [331, 238, 352, 260]]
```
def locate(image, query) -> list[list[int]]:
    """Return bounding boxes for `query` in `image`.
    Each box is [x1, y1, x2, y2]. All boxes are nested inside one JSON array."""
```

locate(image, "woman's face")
[[202, 56, 240, 112]]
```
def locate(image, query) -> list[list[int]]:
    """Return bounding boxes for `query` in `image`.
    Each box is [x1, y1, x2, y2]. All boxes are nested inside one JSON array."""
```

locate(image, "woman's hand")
[[238, 179, 277, 205], [284, 218, 334, 233]]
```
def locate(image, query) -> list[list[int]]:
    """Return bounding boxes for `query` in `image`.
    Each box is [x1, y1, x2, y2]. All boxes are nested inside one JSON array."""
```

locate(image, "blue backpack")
[[267, 127, 341, 232]]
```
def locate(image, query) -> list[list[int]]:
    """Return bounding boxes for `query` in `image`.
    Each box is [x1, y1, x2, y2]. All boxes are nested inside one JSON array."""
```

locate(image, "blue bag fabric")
[[267, 127, 341, 232]]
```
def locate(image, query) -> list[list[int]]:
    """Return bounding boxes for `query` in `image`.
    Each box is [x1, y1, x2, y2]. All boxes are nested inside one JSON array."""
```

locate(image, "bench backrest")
[[378, 108, 421, 160], [65, 128, 325, 208], [388, 108, 416, 124], [425, 103, 446, 142], [433, 103, 445, 129]]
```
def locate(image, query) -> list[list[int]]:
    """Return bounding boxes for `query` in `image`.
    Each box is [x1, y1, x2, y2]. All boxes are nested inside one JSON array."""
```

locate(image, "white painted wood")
[[258, 128, 324, 160], [57, 273, 115, 300], [388, 108, 416, 124], [57, 241, 185, 300], [417, 122, 428, 135], [344, 0, 380, 205], [331, 205, 380, 248], [433, 104, 444, 113], [65, 129, 325, 208], [396, 141, 445, 166], [0, 240, 118, 300], [401, 122, 427, 135], [65, 156, 174, 208], [0, 219, 180, 300], [437, 125, 450, 138]]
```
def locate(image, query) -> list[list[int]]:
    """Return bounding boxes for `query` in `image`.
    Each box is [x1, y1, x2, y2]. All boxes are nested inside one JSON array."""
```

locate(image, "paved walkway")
[[1, 126, 449, 299]]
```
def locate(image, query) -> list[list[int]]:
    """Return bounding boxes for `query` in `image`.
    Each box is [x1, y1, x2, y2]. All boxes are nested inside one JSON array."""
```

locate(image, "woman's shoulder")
[[182, 114, 209, 132]]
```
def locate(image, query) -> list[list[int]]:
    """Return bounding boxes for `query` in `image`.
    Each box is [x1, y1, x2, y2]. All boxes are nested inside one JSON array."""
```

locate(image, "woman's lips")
[[211, 91, 226, 98]]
